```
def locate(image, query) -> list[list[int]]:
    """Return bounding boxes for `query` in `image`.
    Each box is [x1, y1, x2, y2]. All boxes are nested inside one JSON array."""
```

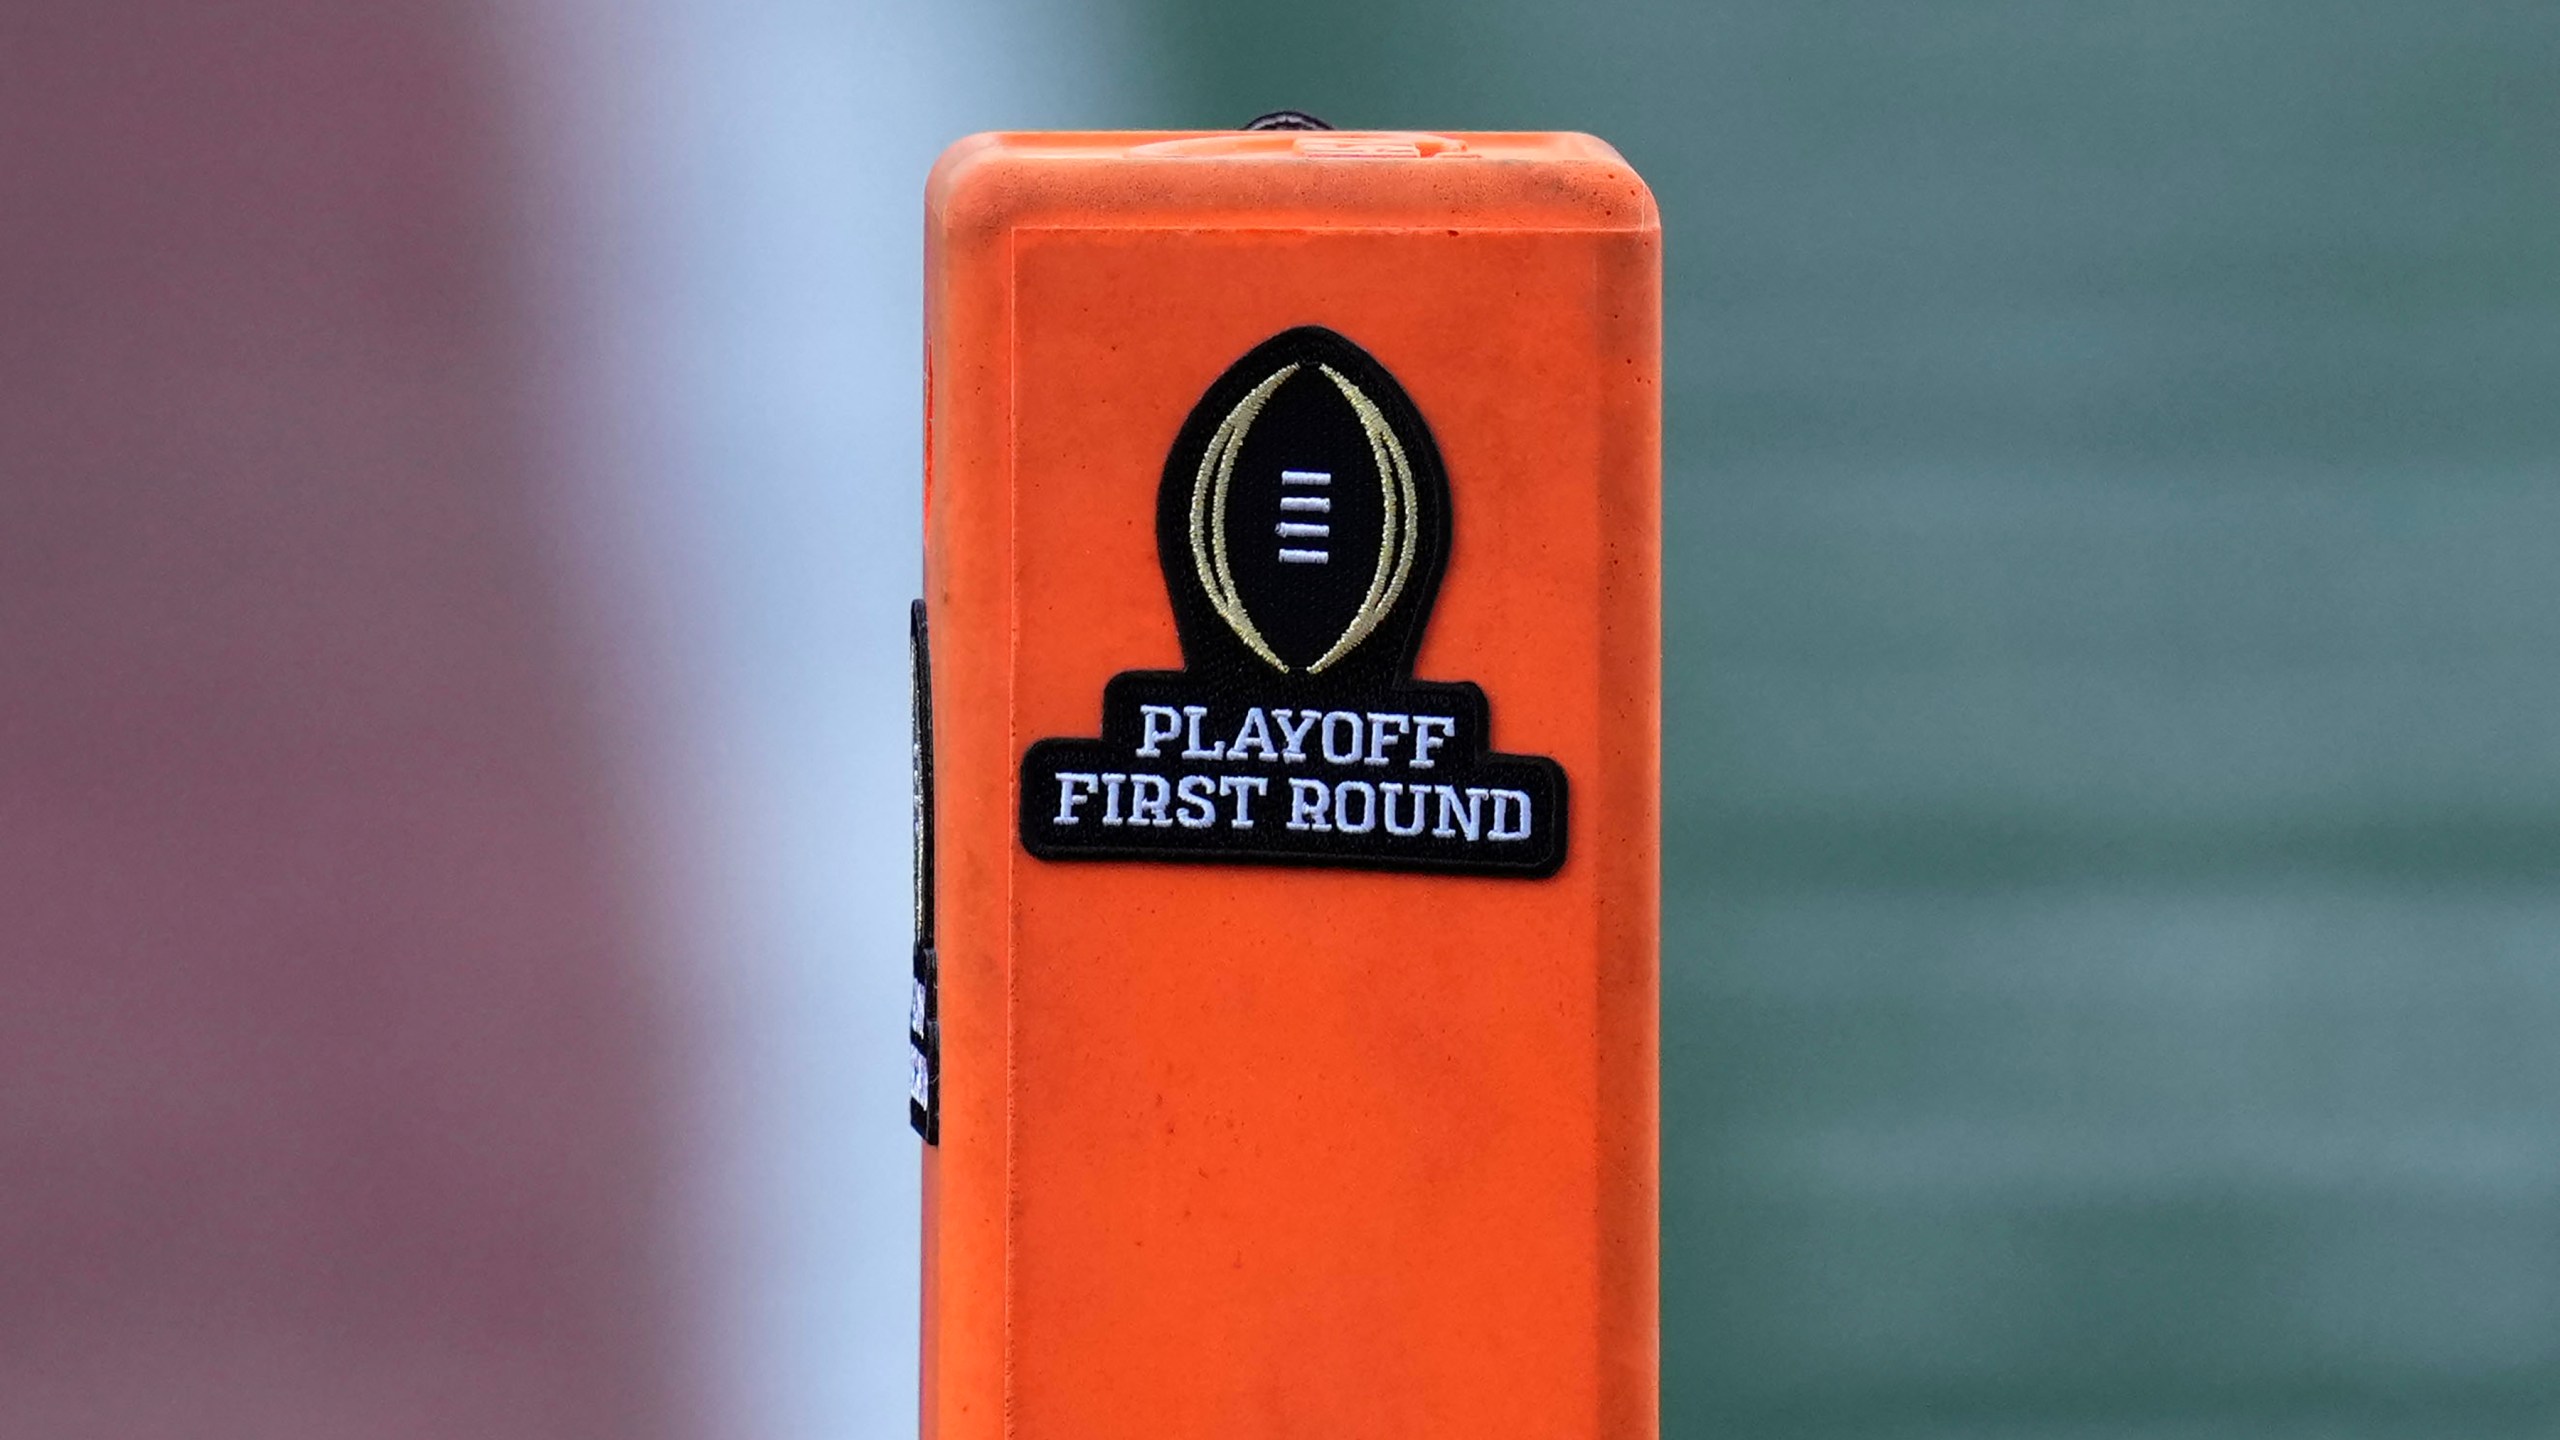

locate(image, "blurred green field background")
[[1142, 5, 2560, 1435]]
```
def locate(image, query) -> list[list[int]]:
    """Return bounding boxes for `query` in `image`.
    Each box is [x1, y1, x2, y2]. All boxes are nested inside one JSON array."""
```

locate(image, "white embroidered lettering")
[[1381, 781, 1428, 836], [1488, 788, 1533, 841], [1228, 707, 1279, 762], [1431, 784, 1482, 841], [1053, 772, 1101, 824], [1320, 710, 1364, 764], [1363, 712, 1411, 766], [1411, 716, 1456, 769], [1175, 774, 1218, 828], [1180, 705, 1223, 759], [1135, 705, 1182, 758], [1286, 777, 1332, 831], [1100, 773, 1127, 826], [1219, 775, 1269, 828], [1273, 709, 1319, 763], [1334, 779, 1378, 833], [1129, 773, 1173, 827]]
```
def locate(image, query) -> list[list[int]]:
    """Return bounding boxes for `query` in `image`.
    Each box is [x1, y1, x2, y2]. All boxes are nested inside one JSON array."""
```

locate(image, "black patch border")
[[1018, 326, 1568, 879]]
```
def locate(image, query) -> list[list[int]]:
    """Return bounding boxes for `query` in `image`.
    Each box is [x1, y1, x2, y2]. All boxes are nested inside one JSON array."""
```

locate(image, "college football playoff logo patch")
[[1019, 326, 1566, 877]]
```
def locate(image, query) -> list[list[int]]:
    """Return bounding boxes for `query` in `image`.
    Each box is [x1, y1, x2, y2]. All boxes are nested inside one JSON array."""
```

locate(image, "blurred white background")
[[529, 3, 1152, 1435]]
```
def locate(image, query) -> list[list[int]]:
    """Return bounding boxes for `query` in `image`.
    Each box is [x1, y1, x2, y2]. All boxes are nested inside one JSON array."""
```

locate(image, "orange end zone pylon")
[[914, 128, 1659, 1439]]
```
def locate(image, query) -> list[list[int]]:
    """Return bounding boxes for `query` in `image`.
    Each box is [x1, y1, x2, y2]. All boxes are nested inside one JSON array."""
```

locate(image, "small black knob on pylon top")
[[1242, 110, 1332, 131]]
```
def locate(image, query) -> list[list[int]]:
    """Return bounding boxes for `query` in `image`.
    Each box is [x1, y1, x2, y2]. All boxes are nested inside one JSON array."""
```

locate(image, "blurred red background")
[[1, 4, 694, 1433]]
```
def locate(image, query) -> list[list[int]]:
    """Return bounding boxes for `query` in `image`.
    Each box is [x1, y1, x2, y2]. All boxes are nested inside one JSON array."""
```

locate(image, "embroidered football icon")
[[1183, 347, 1417, 674], [1019, 325, 1566, 876]]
